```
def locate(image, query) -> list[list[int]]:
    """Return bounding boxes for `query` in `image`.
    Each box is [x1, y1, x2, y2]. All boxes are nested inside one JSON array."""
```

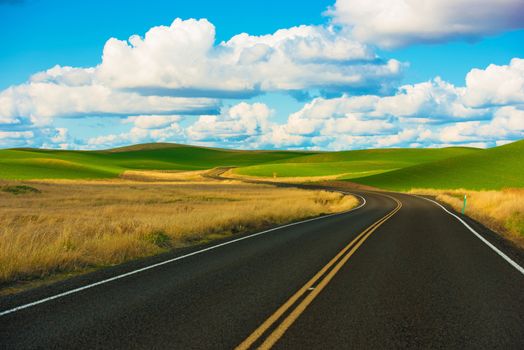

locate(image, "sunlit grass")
[[410, 188, 524, 248], [0, 178, 357, 287]]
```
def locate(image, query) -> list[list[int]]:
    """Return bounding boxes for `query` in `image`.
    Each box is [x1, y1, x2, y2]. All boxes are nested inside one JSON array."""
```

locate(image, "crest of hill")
[[103, 142, 316, 154], [351, 139, 524, 190], [103, 142, 188, 153], [0, 143, 311, 180]]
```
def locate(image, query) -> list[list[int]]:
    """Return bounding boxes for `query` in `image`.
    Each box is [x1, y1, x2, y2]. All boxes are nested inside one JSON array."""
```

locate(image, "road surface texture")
[[1, 186, 523, 349]]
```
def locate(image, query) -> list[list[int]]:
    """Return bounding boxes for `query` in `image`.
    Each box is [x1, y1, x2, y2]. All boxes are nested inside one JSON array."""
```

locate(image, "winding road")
[[1, 182, 523, 349]]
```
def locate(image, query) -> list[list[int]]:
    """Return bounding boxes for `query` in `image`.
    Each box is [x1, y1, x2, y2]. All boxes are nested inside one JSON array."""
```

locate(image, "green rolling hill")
[[0, 144, 311, 180], [350, 139, 524, 190], [234, 148, 479, 179], [0, 140, 522, 190]]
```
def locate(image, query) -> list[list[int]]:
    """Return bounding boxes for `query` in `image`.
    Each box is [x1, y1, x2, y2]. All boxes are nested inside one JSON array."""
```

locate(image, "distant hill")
[[350, 139, 524, 190], [103, 142, 188, 152], [0, 140, 522, 190], [234, 147, 479, 179], [0, 143, 310, 180]]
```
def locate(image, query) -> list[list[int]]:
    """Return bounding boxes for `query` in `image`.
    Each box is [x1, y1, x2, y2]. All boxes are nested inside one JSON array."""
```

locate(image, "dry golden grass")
[[121, 169, 214, 182], [411, 188, 524, 248], [0, 179, 357, 288]]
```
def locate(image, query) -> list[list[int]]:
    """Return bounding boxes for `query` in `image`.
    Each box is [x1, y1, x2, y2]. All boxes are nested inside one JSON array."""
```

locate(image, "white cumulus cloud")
[[187, 102, 272, 143], [97, 18, 403, 97], [0, 66, 219, 124], [87, 116, 184, 149], [464, 58, 524, 107], [125, 115, 182, 129], [328, 0, 524, 48]]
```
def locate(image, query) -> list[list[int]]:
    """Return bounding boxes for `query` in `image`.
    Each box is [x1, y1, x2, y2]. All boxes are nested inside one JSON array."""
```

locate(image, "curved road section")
[[0, 185, 523, 349]]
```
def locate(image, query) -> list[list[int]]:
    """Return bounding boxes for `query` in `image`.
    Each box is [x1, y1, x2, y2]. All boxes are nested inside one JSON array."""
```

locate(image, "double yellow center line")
[[236, 194, 402, 350]]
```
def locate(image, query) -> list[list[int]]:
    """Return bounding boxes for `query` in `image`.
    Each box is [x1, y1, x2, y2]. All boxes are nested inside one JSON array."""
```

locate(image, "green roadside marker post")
[[462, 194, 467, 214]]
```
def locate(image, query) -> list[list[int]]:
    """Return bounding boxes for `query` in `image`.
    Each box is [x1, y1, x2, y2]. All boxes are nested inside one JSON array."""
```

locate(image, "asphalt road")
[[1, 188, 523, 349]]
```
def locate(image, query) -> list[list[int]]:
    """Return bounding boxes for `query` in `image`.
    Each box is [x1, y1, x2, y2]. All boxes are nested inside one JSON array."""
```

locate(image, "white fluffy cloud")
[[439, 106, 524, 143], [464, 58, 524, 107], [187, 102, 272, 142], [0, 17, 403, 150], [255, 59, 524, 149], [0, 125, 74, 149], [284, 96, 395, 137], [125, 115, 182, 129], [282, 77, 485, 138], [98, 18, 402, 96], [0, 65, 218, 124], [0, 130, 34, 140], [87, 115, 184, 149], [1, 12, 523, 151], [86, 102, 273, 149], [8, 58, 523, 151], [328, 0, 524, 48], [374, 78, 486, 121]]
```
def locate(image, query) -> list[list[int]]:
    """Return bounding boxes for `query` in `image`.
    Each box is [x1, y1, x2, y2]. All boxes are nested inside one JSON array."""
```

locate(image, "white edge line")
[[0, 192, 366, 317], [416, 195, 524, 276]]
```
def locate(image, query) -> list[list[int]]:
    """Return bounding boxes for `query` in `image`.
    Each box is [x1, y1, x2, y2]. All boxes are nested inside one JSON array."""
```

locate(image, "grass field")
[[351, 140, 524, 190], [0, 178, 357, 289], [234, 148, 479, 179], [1, 140, 522, 190], [0, 143, 311, 180]]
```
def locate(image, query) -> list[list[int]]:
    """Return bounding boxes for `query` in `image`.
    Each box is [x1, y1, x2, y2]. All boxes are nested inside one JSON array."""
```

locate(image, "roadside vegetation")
[[410, 188, 524, 249], [1, 140, 522, 291], [0, 178, 357, 290]]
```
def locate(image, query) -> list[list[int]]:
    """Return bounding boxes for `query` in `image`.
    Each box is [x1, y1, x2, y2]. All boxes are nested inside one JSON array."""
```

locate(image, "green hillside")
[[234, 147, 479, 179], [1, 141, 522, 190], [0, 144, 311, 180], [351, 140, 524, 190]]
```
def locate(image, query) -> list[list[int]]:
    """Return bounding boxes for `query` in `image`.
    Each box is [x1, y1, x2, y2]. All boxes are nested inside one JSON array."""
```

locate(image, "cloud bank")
[[0, 8, 523, 150], [99, 19, 402, 97], [328, 0, 524, 48], [83, 58, 524, 151]]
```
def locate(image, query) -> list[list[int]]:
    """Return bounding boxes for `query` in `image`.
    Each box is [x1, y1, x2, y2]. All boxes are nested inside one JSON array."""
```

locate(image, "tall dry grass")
[[0, 180, 357, 287], [411, 188, 524, 248]]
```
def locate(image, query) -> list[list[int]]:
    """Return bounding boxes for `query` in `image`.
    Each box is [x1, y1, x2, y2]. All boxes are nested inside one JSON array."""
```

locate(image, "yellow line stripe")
[[236, 194, 402, 350], [259, 198, 401, 349]]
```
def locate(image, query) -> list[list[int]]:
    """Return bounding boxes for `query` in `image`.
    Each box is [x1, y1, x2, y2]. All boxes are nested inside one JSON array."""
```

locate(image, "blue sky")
[[1, 0, 523, 150], [0, 0, 333, 88]]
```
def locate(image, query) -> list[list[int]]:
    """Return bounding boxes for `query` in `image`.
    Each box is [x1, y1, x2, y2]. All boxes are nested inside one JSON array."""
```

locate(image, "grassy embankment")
[[0, 177, 357, 291], [410, 188, 524, 248]]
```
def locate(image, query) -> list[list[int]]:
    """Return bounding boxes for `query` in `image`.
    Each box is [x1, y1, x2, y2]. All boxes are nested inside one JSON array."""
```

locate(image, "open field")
[[2, 140, 522, 192], [0, 143, 311, 180], [234, 140, 524, 191], [234, 147, 479, 179], [351, 140, 524, 190], [410, 188, 524, 249], [0, 178, 357, 290], [0, 142, 482, 183]]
